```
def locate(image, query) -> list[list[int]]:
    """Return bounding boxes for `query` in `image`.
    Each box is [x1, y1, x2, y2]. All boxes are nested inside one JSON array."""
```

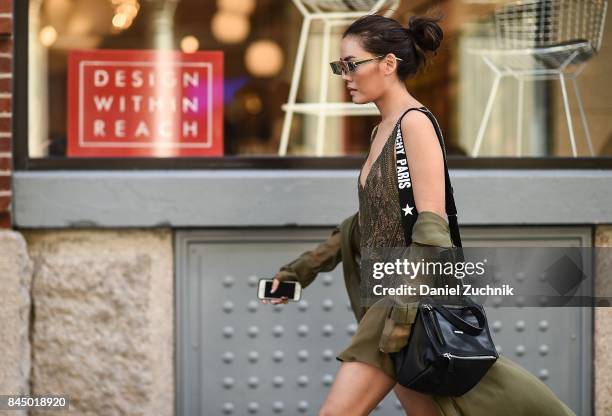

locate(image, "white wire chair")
[[467, 0, 608, 157], [278, 0, 400, 156]]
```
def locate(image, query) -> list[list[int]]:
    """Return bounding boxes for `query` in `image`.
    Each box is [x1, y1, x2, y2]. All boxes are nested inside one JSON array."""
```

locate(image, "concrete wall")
[[0, 231, 31, 416], [21, 228, 174, 416], [594, 225, 612, 416]]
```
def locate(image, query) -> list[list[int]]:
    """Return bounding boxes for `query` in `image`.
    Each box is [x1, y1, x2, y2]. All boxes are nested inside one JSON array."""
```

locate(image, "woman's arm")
[[274, 124, 374, 290], [399, 110, 446, 219], [379, 111, 452, 352], [275, 211, 358, 289]]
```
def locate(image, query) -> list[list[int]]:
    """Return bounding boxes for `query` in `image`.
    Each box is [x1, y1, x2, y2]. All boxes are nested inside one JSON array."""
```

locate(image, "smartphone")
[[257, 279, 302, 301]]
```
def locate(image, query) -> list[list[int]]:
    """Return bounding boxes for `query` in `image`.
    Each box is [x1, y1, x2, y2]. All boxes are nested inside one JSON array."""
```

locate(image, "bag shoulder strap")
[[393, 107, 462, 248]]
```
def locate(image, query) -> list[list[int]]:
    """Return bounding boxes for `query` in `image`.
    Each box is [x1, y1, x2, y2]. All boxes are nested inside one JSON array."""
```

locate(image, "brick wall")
[[0, 0, 11, 229]]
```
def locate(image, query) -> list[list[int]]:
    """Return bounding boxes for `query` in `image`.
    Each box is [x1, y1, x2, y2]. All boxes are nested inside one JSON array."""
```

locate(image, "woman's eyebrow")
[[341, 55, 355, 61]]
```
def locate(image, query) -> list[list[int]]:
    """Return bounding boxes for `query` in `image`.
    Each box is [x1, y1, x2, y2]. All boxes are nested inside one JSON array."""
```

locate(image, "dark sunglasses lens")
[[330, 61, 344, 75]]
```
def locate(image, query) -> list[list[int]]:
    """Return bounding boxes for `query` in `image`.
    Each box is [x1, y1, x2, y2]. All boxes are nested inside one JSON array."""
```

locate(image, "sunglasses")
[[329, 54, 403, 75]]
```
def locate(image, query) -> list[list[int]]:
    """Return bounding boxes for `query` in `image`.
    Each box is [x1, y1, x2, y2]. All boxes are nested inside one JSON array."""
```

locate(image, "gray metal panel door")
[[176, 226, 591, 415]]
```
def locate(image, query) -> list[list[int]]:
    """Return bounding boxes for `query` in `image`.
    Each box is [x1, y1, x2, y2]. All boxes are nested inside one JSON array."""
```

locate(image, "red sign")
[[67, 49, 224, 157]]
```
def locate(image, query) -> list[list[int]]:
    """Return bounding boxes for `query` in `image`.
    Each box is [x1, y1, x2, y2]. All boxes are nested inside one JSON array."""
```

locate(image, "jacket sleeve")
[[379, 212, 455, 353], [275, 212, 358, 289], [276, 126, 374, 289]]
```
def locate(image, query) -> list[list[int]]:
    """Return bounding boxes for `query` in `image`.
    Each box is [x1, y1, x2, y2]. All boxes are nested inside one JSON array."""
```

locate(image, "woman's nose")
[[341, 71, 352, 82]]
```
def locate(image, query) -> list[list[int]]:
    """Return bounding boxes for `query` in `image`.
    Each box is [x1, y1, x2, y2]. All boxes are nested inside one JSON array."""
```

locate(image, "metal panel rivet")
[[272, 325, 284, 337], [248, 351, 259, 363], [492, 320, 502, 332], [223, 326, 234, 338], [297, 400, 309, 412], [222, 351, 234, 364], [272, 375, 284, 388], [272, 350, 284, 362], [297, 375, 309, 387], [222, 377, 234, 389], [222, 402, 234, 414], [247, 275, 258, 287], [247, 376, 259, 388], [247, 300, 258, 312], [322, 274, 334, 285], [223, 301, 234, 313], [297, 349, 309, 361], [248, 326, 259, 338], [247, 402, 260, 414], [272, 401, 284, 413], [322, 374, 334, 386], [297, 324, 309, 336]]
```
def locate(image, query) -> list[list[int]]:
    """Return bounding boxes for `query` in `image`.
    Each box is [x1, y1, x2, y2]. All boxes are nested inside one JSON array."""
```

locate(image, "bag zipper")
[[422, 303, 497, 373], [442, 352, 497, 373], [423, 304, 445, 345]]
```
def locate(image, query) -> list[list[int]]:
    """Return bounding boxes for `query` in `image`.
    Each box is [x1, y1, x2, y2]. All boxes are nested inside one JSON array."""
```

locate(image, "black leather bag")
[[388, 107, 498, 396], [390, 296, 499, 395]]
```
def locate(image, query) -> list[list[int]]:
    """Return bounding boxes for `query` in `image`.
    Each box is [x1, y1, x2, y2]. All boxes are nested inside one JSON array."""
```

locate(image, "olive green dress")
[[277, 119, 576, 416], [334, 119, 416, 378]]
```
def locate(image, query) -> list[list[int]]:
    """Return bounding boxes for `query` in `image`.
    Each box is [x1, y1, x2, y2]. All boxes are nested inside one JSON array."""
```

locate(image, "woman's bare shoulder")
[[398, 110, 440, 155]]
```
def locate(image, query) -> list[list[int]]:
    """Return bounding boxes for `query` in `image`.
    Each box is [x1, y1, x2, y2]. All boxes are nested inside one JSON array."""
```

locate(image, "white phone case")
[[257, 279, 301, 301]]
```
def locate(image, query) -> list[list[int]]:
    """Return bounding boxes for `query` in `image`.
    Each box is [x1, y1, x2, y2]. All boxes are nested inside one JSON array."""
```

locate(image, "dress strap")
[[369, 125, 378, 144]]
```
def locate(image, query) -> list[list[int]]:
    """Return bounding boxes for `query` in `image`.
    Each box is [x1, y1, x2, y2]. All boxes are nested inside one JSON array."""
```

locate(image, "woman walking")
[[263, 13, 576, 416]]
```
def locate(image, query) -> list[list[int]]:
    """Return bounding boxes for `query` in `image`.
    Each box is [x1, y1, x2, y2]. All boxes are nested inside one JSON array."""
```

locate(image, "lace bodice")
[[358, 122, 407, 249]]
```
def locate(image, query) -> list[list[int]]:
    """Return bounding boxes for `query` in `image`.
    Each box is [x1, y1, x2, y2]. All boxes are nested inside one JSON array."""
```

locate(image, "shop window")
[[17, 0, 612, 169]]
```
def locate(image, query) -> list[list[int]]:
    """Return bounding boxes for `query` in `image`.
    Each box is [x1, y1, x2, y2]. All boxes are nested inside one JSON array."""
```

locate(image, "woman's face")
[[339, 35, 392, 104]]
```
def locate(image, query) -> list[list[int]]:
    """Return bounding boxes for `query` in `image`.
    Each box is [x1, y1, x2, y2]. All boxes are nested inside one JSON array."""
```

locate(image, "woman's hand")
[[260, 271, 293, 305]]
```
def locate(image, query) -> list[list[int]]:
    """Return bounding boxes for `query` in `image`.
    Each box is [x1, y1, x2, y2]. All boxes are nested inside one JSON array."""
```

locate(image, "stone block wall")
[[22, 228, 174, 416]]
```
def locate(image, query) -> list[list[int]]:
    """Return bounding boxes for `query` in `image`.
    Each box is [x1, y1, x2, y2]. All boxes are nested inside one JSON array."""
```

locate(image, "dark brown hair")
[[342, 12, 444, 81]]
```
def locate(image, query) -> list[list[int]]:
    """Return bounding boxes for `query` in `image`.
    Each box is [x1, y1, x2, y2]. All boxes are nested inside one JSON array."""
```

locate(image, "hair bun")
[[407, 14, 443, 53]]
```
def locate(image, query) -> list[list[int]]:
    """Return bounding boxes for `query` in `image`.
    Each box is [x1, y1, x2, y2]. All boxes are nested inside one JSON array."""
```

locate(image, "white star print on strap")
[[402, 203, 414, 216]]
